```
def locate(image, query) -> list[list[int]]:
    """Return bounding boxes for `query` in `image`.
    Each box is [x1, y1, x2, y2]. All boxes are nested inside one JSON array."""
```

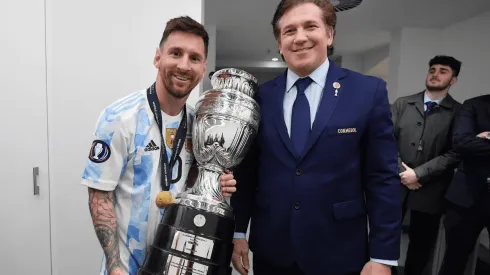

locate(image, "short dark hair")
[[429, 55, 462, 77], [159, 16, 209, 57], [271, 0, 337, 41]]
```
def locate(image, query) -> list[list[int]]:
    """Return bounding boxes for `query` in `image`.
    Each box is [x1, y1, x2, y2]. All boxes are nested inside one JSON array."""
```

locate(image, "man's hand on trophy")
[[220, 170, 236, 197], [232, 238, 250, 275]]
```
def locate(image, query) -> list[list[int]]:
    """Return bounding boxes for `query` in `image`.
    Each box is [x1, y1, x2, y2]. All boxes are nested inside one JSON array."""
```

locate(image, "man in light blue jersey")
[[81, 16, 237, 275]]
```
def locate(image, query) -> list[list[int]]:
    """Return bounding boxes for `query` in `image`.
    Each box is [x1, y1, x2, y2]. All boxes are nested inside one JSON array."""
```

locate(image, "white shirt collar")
[[286, 58, 330, 93], [424, 91, 446, 104]]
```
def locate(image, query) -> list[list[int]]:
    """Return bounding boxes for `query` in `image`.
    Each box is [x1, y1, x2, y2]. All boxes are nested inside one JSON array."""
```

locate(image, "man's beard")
[[164, 73, 194, 99], [166, 84, 192, 99], [426, 79, 451, 92]]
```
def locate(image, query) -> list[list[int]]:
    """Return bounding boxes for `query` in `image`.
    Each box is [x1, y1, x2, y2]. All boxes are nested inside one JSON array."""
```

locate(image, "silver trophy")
[[176, 68, 260, 215], [139, 68, 260, 275]]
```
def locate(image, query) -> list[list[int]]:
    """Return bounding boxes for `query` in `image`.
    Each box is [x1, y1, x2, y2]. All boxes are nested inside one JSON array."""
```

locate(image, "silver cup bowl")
[[176, 68, 260, 218]]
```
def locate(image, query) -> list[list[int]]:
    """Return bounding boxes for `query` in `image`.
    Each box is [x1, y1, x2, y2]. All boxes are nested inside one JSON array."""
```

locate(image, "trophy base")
[[138, 247, 233, 275], [138, 203, 235, 275]]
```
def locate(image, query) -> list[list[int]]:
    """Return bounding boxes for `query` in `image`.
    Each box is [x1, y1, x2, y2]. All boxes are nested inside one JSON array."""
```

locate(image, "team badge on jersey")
[[165, 128, 177, 149], [88, 140, 111, 163]]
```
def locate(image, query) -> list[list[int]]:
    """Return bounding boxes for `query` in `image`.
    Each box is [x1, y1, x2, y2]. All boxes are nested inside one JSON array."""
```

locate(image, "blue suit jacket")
[[231, 61, 402, 275]]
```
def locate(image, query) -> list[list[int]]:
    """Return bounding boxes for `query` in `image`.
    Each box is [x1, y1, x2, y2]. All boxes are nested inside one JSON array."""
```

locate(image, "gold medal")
[[156, 191, 176, 208]]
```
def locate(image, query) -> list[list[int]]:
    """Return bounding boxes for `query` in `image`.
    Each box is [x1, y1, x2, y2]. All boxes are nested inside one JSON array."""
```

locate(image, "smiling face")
[[425, 64, 457, 93], [154, 31, 207, 99], [277, 3, 334, 77]]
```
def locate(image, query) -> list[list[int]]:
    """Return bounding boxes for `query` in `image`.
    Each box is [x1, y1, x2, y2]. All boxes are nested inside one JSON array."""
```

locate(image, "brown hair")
[[159, 16, 209, 57], [271, 0, 336, 41]]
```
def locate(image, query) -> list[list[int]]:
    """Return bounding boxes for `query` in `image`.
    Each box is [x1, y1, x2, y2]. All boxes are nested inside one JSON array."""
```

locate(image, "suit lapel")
[[415, 101, 425, 117], [301, 62, 347, 160], [271, 71, 297, 158], [407, 92, 425, 118]]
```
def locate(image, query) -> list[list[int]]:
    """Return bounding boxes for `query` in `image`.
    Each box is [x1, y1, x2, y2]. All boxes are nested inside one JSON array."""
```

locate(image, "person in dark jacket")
[[391, 55, 462, 275], [438, 94, 490, 275]]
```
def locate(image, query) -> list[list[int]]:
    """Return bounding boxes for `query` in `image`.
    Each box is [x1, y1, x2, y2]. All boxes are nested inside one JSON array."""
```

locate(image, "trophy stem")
[[176, 166, 233, 217], [192, 167, 225, 200]]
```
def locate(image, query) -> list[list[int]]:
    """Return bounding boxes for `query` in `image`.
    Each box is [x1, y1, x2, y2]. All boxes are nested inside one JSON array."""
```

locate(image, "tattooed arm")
[[88, 188, 123, 274]]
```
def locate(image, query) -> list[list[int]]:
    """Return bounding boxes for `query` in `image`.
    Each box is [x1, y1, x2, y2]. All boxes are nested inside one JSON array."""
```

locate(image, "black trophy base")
[[138, 203, 235, 275]]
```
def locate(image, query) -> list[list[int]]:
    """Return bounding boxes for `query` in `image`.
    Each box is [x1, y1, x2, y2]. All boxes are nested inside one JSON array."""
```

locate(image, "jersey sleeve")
[[81, 109, 129, 191]]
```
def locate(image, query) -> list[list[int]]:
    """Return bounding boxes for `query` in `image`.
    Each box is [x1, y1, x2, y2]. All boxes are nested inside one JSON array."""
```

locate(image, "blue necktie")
[[291, 77, 313, 156], [425, 101, 437, 115]]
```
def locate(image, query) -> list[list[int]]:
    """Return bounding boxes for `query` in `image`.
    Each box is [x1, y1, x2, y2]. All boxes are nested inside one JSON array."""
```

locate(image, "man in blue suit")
[[230, 1, 402, 275]]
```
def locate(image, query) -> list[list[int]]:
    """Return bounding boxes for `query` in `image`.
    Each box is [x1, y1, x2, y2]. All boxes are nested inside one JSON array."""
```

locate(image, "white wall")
[[361, 45, 389, 82], [46, 1, 204, 274], [363, 45, 389, 74], [0, 1, 52, 274], [203, 25, 217, 93], [440, 10, 490, 103], [388, 29, 402, 99], [341, 45, 389, 81], [341, 54, 364, 73]]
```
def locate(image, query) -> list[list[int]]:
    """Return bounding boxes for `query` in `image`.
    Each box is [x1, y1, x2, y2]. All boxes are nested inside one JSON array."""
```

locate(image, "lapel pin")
[[333, 82, 341, 96]]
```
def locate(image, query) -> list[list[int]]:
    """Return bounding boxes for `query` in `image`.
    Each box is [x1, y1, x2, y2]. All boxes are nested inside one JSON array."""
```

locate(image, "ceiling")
[[205, 0, 490, 65]]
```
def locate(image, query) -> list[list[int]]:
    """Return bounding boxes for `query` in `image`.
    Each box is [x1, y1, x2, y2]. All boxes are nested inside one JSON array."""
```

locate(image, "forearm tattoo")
[[88, 188, 122, 272]]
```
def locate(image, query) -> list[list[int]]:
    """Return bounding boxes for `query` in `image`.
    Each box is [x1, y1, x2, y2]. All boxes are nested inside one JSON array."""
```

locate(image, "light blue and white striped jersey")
[[81, 89, 195, 275]]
